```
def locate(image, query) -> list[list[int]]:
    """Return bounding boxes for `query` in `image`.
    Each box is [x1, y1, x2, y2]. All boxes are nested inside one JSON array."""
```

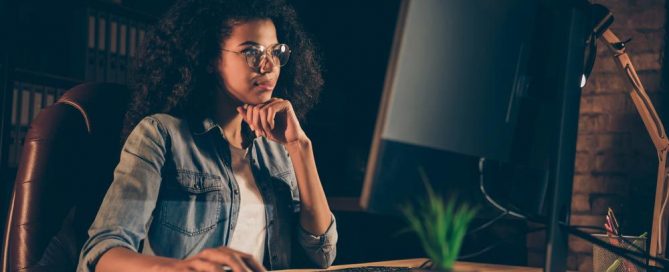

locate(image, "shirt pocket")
[[155, 170, 227, 236]]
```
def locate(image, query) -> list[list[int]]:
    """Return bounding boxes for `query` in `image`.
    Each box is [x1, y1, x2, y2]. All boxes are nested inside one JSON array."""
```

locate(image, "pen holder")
[[592, 234, 647, 272]]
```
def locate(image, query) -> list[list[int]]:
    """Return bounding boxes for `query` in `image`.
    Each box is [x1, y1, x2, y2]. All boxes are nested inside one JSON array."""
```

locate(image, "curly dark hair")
[[122, 0, 323, 140]]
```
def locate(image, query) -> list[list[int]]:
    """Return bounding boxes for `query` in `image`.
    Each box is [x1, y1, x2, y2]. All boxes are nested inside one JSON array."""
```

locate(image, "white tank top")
[[226, 144, 267, 263]]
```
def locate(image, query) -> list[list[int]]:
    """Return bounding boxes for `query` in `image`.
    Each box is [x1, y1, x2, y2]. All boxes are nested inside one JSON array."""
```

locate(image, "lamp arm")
[[601, 30, 668, 149], [600, 29, 669, 264]]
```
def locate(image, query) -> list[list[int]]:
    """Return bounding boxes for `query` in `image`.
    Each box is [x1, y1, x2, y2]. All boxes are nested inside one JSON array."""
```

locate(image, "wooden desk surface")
[[274, 258, 543, 271]]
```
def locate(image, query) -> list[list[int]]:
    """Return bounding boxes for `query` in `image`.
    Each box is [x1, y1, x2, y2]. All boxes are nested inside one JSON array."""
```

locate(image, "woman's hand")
[[237, 98, 307, 145], [166, 247, 266, 272]]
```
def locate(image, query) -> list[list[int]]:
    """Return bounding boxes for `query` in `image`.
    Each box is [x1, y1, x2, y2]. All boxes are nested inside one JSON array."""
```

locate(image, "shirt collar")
[[191, 116, 219, 136], [190, 115, 257, 144]]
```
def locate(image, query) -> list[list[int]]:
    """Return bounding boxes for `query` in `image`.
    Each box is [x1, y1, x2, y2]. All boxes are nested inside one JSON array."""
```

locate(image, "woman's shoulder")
[[139, 113, 190, 133]]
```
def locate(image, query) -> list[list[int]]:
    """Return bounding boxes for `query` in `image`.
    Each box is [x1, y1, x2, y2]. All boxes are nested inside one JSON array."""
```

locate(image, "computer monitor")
[[359, 0, 587, 271]]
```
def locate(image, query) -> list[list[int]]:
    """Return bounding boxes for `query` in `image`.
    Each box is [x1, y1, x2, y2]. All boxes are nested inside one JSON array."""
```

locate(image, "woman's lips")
[[254, 83, 274, 91]]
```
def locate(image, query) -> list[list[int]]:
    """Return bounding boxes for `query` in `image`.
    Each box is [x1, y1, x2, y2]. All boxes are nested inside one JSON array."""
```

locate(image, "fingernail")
[[243, 104, 249, 109]]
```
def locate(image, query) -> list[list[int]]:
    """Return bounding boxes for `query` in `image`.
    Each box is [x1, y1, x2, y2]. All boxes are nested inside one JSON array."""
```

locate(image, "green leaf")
[[400, 166, 478, 271]]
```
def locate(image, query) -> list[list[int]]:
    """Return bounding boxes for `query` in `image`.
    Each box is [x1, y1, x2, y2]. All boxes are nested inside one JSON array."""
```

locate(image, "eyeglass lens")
[[243, 44, 291, 68]]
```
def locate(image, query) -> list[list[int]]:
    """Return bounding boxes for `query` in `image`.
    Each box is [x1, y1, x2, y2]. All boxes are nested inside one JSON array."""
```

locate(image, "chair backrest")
[[2, 82, 131, 272]]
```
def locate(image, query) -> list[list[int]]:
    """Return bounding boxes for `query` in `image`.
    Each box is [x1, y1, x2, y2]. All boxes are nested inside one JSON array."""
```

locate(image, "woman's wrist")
[[285, 135, 311, 151], [152, 258, 178, 272]]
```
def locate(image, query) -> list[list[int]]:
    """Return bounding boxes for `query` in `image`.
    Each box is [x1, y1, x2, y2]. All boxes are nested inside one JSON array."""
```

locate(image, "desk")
[[275, 258, 543, 271]]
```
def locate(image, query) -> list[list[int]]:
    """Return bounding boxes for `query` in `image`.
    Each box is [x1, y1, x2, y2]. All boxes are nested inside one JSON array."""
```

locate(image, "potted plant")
[[400, 168, 478, 272]]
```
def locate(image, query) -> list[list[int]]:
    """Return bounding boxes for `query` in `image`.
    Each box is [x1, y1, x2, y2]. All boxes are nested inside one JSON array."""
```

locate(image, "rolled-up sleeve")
[[77, 117, 168, 272], [296, 214, 338, 268]]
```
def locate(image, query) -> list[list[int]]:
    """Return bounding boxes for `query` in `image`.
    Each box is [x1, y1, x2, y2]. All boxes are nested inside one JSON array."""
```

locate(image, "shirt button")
[[234, 189, 239, 195]]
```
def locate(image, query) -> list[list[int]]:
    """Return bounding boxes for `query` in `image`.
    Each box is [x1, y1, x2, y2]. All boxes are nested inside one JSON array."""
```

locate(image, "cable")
[[467, 211, 508, 236], [418, 259, 432, 269], [458, 227, 546, 260], [478, 158, 527, 220]]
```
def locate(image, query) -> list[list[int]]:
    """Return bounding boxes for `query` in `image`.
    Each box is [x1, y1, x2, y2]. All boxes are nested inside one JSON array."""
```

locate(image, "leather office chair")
[[2, 82, 131, 272]]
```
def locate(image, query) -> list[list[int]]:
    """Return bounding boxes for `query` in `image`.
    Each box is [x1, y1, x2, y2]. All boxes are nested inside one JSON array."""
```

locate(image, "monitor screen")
[[378, 0, 537, 163], [361, 0, 544, 215]]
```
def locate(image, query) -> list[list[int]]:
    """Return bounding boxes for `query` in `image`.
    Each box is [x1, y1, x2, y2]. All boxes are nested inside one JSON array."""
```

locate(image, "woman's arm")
[[284, 138, 333, 235], [96, 247, 173, 272], [78, 117, 168, 272], [239, 99, 333, 234], [240, 99, 338, 268], [96, 246, 265, 272]]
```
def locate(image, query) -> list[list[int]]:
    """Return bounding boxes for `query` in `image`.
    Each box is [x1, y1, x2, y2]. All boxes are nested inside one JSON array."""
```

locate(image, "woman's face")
[[217, 19, 280, 106]]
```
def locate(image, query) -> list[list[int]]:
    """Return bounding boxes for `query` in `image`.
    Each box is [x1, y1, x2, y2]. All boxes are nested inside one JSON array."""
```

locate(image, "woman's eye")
[[242, 48, 261, 57]]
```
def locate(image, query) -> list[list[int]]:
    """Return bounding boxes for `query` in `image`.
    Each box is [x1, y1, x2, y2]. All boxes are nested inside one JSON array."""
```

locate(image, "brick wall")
[[527, 1, 667, 271]]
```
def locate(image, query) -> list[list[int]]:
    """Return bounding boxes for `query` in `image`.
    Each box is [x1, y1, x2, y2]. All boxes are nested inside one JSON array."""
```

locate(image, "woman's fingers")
[[198, 249, 253, 272], [238, 99, 288, 139], [220, 248, 264, 272], [251, 106, 263, 137], [223, 248, 265, 272], [259, 99, 283, 133], [244, 104, 255, 132], [266, 106, 275, 131], [258, 108, 272, 138], [263, 99, 286, 130], [239, 254, 266, 272], [227, 254, 253, 272], [188, 258, 226, 272]]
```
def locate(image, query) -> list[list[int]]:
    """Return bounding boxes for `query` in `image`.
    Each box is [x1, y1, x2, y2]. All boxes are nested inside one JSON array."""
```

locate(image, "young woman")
[[77, 0, 336, 271]]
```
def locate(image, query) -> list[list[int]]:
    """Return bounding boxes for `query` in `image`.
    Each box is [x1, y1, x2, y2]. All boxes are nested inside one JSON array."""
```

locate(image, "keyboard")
[[323, 266, 420, 272]]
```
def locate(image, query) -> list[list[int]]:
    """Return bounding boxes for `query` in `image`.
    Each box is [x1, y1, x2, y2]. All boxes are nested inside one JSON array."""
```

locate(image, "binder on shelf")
[[138, 27, 145, 52], [109, 16, 118, 83], [129, 25, 137, 59], [97, 15, 107, 82], [8, 82, 30, 168], [20, 85, 32, 128], [86, 10, 98, 81], [118, 19, 128, 83], [4, 1, 157, 167], [45, 87, 55, 106], [32, 86, 43, 121], [10, 87, 19, 129], [80, 3, 154, 84]]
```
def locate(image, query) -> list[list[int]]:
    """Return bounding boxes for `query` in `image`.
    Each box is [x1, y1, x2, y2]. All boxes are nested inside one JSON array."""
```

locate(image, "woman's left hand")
[[237, 98, 307, 145]]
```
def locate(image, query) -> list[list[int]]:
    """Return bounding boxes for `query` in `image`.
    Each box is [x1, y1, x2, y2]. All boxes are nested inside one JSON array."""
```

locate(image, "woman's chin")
[[257, 92, 274, 104], [243, 94, 273, 105]]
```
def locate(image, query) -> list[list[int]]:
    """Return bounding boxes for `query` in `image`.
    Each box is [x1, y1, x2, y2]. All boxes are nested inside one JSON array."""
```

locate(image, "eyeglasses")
[[222, 43, 291, 69]]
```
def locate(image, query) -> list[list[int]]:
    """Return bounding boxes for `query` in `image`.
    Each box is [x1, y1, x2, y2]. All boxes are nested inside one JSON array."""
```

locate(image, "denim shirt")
[[77, 113, 337, 271]]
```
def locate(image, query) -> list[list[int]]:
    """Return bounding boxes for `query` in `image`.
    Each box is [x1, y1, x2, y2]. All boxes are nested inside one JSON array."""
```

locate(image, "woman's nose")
[[259, 54, 277, 74]]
